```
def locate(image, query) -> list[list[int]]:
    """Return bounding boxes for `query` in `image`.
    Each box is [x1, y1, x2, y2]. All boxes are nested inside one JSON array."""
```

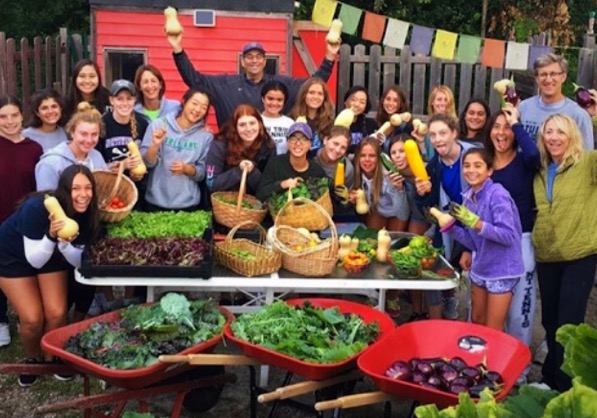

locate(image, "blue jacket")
[[446, 179, 524, 281], [134, 97, 180, 122]]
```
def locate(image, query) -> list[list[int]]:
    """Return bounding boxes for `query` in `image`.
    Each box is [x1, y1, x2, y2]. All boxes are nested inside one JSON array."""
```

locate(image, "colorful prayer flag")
[[528, 45, 554, 70], [481, 38, 506, 68], [456, 35, 482, 64], [362, 11, 386, 43], [410, 25, 434, 56], [505, 41, 530, 70], [338, 3, 362, 35], [432, 30, 458, 60], [383, 18, 409, 49], [312, 0, 337, 27]]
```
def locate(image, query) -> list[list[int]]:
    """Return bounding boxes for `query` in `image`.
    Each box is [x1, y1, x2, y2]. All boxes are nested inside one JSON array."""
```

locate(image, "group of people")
[[0, 21, 594, 395]]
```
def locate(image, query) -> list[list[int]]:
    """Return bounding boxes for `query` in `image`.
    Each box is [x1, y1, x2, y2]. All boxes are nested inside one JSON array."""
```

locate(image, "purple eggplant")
[[460, 366, 482, 383], [573, 83, 595, 108], [504, 85, 519, 106], [484, 370, 504, 384], [449, 357, 467, 371], [439, 365, 459, 383], [408, 357, 421, 370], [449, 382, 470, 394], [385, 361, 412, 381], [411, 371, 427, 384], [415, 361, 434, 376], [452, 376, 474, 387], [427, 375, 444, 389]]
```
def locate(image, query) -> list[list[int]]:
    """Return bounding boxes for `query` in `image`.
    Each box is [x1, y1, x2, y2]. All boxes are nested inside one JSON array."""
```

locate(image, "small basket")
[[271, 198, 338, 277], [214, 221, 281, 277], [93, 162, 138, 223], [211, 166, 267, 229], [271, 186, 333, 231]]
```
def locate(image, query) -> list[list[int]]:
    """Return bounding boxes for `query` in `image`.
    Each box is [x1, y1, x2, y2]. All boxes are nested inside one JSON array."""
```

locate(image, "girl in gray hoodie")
[[140, 87, 213, 210]]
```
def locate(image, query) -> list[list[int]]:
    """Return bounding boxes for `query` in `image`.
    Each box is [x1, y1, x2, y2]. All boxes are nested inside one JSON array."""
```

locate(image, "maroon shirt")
[[0, 136, 43, 223]]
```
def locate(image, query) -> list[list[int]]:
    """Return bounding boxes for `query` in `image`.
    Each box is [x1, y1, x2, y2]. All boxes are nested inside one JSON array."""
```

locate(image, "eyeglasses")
[[288, 136, 311, 144], [537, 71, 564, 80]]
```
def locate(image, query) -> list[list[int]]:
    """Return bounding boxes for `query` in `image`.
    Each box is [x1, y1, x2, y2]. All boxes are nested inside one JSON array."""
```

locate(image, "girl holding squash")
[[289, 77, 334, 156], [22, 89, 68, 152], [133, 64, 180, 122], [206, 104, 275, 195], [0, 165, 100, 387], [340, 86, 377, 153], [141, 87, 213, 211], [375, 85, 413, 151], [0, 95, 44, 349], [64, 59, 110, 120], [350, 137, 409, 230]]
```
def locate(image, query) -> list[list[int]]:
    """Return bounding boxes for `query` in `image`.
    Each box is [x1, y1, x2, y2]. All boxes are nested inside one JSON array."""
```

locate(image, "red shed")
[[89, 0, 337, 129]]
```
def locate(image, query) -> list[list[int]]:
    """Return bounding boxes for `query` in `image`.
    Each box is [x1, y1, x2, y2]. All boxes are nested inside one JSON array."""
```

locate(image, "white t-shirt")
[[261, 114, 294, 155]]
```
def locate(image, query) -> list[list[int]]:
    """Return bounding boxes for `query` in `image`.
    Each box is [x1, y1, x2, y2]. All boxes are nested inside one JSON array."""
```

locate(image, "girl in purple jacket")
[[436, 148, 524, 331]]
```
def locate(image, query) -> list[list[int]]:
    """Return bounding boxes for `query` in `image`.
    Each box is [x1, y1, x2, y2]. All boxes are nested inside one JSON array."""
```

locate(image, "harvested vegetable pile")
[[107, 210, 211, 238], [213, 195, 262, 210], [230, 300, 380, 364], [268, 178, 329, 215], [89, 237, 209, 266], [65, 294, 225, 369]]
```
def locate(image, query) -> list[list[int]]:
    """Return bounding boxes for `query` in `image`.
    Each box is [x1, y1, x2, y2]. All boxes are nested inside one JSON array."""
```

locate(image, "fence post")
[[60, 28, 69, 95], [0, 32, 6, 95]]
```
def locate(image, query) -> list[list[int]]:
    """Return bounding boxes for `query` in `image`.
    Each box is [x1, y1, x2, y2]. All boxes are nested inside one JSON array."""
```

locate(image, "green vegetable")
[[268, 178, 329, 215], [544, 378, 597, 418], [380, 152, 400, 174], [230, 247, 256, 260], [409, 236, 429, 249], [556, 323, 597, 390], [505, 384, 559, 418], [230, 301, 380, 364], [214, 195, 260, 209], [415, 390, 513, 418], [65, 295, 225, 370], [107, 211, 212, 239], [390, 250, 421, 276], [350, 225, 378, 240]]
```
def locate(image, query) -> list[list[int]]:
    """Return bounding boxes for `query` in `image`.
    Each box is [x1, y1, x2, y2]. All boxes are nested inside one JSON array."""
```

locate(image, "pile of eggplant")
[[384, 356, 503, 397]]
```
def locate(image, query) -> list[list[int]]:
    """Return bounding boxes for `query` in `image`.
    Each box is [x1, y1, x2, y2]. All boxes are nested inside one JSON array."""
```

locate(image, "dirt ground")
[[0, 284, 596, 418]]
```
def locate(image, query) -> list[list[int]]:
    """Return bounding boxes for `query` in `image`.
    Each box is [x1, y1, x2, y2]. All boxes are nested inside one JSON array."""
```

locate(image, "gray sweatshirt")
[[140, 113, 213, 209], [35, 142, 107, 191], [22, 126, 68, 153]]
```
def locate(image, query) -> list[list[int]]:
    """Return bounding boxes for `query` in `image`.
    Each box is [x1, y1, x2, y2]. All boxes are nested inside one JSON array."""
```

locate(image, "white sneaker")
[[0, 322, 11, 347]]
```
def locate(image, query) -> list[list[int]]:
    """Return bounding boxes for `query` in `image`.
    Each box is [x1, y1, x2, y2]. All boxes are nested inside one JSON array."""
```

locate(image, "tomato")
[[117, 201, 126, 208], [421, 257, 437, 269]]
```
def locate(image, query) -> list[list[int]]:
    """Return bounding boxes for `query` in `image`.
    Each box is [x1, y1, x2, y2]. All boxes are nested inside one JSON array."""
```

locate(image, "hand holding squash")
[[127, 141, 147, 176], [164, 7, 183, 36], [44, 195, 79, 241]]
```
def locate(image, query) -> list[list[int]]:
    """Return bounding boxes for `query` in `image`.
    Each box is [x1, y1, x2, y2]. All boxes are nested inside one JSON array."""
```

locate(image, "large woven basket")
[[214, 221, 282, 277], [272, 187, 333, 231], [271, 197, 338, 277], [211, 166, 267, 229], [93, 162, 138, 223]]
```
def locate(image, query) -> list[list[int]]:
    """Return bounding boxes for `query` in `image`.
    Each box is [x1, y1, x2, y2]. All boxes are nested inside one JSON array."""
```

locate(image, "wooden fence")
[[0, 28, 87, 101], [338, 35, 597, 119]]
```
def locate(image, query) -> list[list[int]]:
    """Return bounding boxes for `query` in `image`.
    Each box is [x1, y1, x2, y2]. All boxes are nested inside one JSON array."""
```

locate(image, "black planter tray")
[[79, 229, 213, 279]]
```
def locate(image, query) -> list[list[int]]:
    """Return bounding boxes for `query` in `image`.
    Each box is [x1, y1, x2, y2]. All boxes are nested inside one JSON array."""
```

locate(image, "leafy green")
[[268, 178, 329, 215], [65, 295, 225, 369], [106, 211, 212, 239], [350, 225, 378, 240], [505, 385, 559, 418], [230, 301, 380, 364], [543, 379, 597, 418], [415, 390, 513, 418], [556, 323, 597, 390]]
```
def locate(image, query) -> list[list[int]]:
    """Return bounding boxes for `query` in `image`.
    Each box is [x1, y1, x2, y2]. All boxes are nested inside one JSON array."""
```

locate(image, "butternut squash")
[[350, 237, 359, 252], [326, 19, 343, 45], [429, 207, 456, 231], [412, 118, 428, 135], [164, 7, 183, 36], [334, 159, 345, 186], [43, 195, 79, 240], [404, 139, 429, 180], [334, 107, 355, 128], [355, 189, 369, 214], [127, 141, 147, 176], [295, 115, 307, 123], [338, 234, 352, 260], [397, 112, 412, 123], [376, 228, 391, 263]]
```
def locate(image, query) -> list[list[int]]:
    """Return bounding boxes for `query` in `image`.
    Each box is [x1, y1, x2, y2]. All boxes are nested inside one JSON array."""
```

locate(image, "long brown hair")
[[290, 77, 334, 138], [217, 104, 274, 166], [353, 137, 383, 208], [376, 85, 409, 126], [134, 64, 167, 105]]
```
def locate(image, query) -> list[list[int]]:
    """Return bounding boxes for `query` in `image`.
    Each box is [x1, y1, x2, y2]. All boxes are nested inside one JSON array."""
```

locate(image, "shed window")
[[103, 49, 146, 86], [238, 54, 279, 76]]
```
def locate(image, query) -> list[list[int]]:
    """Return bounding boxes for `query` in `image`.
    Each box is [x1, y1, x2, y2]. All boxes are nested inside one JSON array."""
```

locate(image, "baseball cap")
[[287, 122, 313, 141], [110, 79, 135, 96], [242, 42, 266, 56]]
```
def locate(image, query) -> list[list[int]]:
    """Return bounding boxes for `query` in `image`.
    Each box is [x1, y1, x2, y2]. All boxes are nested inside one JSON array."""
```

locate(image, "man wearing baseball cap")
[[256, 122, 326, 202], [167, 28, 340, 127]]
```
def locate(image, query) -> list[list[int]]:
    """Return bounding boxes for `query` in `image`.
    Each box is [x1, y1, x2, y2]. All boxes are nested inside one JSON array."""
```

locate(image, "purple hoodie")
[[446, 178, 524, 281]]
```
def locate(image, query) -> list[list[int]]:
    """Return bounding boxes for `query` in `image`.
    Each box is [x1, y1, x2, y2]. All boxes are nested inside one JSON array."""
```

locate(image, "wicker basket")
[[272, 187, 333, 231], [271, 198, 338, 277], [93, 162, 138, 223], [214, 221, 282, 277], [211, 166, 267, 229]]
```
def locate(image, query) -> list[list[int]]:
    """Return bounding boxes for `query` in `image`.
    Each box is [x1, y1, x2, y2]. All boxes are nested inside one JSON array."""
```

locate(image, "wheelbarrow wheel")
[[180, 366, 225, 413]]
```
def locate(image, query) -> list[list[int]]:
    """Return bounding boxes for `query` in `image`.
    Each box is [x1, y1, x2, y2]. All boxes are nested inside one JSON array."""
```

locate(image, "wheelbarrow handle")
[[159, 353, 261, 366], [314, 391, 392, 411], [258, 370, 362, 403]]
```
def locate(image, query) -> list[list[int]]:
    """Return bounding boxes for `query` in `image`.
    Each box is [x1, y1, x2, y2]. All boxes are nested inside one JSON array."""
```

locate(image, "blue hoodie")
[[35, 142, 107, 191], [134, 97, 180, 123], [140, 113, 213, 209]]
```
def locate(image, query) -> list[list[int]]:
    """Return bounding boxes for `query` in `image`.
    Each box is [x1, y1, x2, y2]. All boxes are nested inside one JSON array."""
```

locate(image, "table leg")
[[147, 286, 155, 303], [377, 289, 386, 311]]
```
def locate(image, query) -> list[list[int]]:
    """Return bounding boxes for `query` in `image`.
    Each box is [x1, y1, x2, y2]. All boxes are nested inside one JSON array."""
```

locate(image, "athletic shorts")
[[470, 275, 520, 294]]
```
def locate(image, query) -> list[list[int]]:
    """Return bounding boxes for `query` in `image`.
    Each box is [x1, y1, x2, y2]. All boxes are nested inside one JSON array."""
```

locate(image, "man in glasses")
[[519, 53, 593, 149], [168, 31, 340, 127]]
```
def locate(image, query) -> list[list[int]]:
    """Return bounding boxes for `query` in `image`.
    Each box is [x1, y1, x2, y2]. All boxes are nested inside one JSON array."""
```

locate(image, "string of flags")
[[311, 0, 556, 71]]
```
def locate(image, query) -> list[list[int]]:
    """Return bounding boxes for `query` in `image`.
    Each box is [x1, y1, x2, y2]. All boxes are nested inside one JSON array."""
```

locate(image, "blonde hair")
[[537, 113, 583, 170], [65, 102, 104, 138], [353, 137, 383, 209], [427, 85, 457, 119]]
